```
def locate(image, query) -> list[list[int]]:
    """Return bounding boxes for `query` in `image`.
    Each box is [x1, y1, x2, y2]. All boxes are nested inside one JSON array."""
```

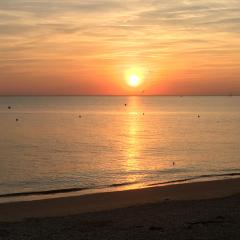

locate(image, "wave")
[[148, 172, 240, 187], [0, 187, 89, 198], [109, 181, 139, 188], [1, 172, 239, 199]]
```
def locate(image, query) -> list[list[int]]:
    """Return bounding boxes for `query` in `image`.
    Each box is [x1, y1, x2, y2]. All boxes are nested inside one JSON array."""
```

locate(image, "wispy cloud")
[[0, 0, 240, 94]]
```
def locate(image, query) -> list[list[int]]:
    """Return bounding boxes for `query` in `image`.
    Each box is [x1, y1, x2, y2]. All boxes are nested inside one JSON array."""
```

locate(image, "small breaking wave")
[[148, 172, 240, 187], [0, 187, 90, 198], [1, 172, 239, 199], [109, 181, 139, 188]]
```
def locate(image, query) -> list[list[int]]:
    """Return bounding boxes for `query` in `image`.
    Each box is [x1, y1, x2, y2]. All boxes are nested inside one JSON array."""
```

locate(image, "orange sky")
[[0, 0, 240, 95]]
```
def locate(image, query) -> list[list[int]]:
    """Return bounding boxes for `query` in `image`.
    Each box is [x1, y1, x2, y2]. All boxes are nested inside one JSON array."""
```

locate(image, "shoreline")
[[0, 177, 240, 222], [1, 172, 240, 202]]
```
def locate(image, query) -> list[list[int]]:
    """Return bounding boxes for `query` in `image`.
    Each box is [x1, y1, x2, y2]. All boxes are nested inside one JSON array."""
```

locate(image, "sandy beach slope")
[[0, 178, 240, 222], [0, 178, 239, 239]]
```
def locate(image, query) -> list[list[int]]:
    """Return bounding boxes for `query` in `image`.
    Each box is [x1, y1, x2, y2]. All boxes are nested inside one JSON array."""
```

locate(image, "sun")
[[128, 75, 140, 87], [125, 67, 145, 88]]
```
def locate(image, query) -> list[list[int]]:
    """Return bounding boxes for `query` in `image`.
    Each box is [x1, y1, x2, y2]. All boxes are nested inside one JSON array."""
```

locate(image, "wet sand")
[[0, 178, 239, 239]]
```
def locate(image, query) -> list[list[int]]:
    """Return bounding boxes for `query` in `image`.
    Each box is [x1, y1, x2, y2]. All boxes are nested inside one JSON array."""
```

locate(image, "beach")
[[0, 178, 239, 239], [1, 0, 240, 238]]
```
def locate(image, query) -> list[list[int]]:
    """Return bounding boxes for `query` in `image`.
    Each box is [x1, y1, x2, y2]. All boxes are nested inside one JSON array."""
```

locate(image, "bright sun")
[[125, 67, 145, 88], [128, 75, 140, 87]]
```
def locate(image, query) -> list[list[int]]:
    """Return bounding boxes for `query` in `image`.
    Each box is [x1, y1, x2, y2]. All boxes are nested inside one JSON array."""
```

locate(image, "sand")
[[0, 178, 239, 239]]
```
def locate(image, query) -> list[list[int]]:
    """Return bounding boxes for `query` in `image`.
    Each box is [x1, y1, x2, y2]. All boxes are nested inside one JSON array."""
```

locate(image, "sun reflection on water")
[[124, 97, 143, 184]]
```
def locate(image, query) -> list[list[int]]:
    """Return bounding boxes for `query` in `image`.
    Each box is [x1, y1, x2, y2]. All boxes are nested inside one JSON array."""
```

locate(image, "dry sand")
[[0, 178, 239, 239]]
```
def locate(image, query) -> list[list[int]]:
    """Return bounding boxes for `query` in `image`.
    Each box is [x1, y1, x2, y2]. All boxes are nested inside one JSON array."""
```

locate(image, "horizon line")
[[0, 94, 238, 97]]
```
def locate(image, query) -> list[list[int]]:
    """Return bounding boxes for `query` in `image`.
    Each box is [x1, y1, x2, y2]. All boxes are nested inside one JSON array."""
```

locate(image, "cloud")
[[130, 1, 240, 32], [0, 0, 240, 94]]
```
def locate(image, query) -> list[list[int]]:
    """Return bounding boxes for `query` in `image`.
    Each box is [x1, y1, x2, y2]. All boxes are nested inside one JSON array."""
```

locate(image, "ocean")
[[0, 96, 239, 202]]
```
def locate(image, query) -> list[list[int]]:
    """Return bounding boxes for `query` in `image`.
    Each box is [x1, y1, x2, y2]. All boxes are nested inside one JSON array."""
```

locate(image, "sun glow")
[[125, 67, 145, 89], [128, 75, 140, 87]]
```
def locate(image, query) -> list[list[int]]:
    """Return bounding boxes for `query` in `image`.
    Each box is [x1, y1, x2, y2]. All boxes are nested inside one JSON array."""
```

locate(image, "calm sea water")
[[0, 96, 240, 202]]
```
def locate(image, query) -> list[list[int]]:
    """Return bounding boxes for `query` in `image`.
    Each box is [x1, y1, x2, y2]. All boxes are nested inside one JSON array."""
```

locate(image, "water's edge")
[[1, 172, 239, 201]]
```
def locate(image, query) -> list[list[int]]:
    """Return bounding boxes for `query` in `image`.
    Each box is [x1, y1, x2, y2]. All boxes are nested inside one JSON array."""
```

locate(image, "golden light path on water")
[[124, 97, 148, 185], [126, 114, 140, 183]]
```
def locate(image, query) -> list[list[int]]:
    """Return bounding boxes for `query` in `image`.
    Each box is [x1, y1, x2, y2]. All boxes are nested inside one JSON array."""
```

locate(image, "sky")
[[0, 0, 240, 95]]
